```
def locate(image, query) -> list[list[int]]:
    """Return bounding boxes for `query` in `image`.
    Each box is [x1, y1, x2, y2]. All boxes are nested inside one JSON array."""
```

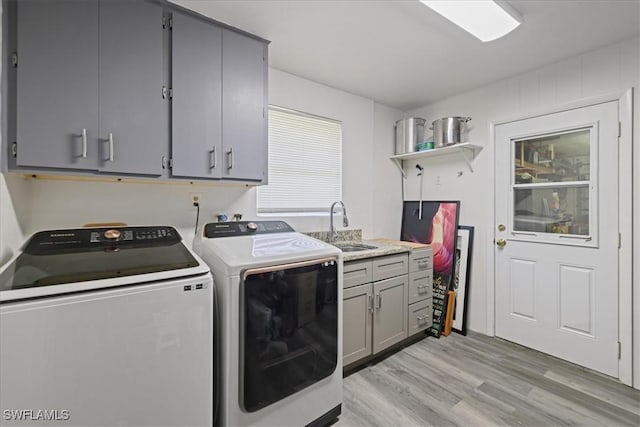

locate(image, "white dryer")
[[193, 221, 342, 427]]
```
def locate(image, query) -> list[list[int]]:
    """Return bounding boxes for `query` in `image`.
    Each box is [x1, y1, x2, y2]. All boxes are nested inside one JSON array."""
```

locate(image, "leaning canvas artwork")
[[401, 201, 460, 337]]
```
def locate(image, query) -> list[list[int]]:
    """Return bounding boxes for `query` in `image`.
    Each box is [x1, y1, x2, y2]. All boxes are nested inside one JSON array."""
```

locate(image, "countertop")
[[340, 238, 431, 262], [304, 229, 431, 262], [368, 238, 431, 250], [339, 240, 408, 262]]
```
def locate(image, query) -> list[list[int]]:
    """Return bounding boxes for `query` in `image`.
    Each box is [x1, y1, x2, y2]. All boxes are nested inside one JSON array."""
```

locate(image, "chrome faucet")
[[329, 201, 349, 243]]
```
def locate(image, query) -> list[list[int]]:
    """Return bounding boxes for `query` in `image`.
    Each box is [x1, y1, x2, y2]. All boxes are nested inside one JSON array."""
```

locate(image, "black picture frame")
[[452, 225, 474, 336], [401, 201, 460, 337]]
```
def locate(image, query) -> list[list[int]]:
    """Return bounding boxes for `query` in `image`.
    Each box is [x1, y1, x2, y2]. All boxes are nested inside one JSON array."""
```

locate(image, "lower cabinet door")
[[373, 275, 408, 354], [343, 283, 373, 366]]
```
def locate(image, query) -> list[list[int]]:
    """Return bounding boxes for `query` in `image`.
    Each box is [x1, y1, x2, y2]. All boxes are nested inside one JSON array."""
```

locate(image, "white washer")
[[193, 221, 343, 427], [0, 226, 214, 427]]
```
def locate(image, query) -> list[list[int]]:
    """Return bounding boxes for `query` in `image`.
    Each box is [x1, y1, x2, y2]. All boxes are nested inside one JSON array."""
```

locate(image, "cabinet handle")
[[417, 285, 428, 292], [417, 315, 428, 323], [81, 128, 87, 158], [368, 295, 374, 312], [210, 147, 217, 170], [108, 133, 114, 162], [375, 294, 382, 310], [378, 261, 403, 269], [227, 148, 233, 170]]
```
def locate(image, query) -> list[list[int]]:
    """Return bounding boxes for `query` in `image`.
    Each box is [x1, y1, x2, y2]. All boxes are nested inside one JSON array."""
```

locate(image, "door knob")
[[496, 238, 507, 248]]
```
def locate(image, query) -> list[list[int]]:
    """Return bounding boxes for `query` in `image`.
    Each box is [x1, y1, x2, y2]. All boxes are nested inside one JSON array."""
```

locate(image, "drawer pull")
[[417, 315, 428, 323], [417, 285, 429, 293], [377, 261, 404, 269]]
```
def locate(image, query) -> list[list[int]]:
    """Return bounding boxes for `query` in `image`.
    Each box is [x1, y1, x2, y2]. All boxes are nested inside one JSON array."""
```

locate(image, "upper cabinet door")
[[222, 30, 268, 182], [98, 0, 165, 176], [171, 12, 223, 179], [16, 0, 99, 171]]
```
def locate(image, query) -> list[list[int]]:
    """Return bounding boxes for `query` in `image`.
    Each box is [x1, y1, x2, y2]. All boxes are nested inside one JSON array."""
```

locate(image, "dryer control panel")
[[204, 221, 294, 238]]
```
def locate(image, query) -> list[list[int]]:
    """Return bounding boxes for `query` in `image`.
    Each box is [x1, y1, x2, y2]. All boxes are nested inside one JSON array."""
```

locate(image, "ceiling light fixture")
[[420, 0, 522, 42]]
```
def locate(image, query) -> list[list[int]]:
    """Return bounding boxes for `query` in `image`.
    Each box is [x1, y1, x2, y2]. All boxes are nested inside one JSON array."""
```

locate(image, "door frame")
[[487, 88, 634, 387]]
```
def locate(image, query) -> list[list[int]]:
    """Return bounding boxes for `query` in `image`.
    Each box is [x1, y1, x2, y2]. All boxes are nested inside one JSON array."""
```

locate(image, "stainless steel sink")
[[333, 243, 378, 252]]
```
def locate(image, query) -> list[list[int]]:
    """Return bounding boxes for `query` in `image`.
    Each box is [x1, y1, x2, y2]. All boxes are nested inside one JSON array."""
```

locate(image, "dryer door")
[[240, 257, 339, 412]]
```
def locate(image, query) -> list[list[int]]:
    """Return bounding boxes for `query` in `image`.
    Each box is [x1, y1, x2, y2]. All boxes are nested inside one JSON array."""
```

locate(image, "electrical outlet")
[[189, 192, 202, 204]]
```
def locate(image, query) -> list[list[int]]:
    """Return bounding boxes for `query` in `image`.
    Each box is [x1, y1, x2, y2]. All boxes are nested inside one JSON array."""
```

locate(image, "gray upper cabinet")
[[171, 12, 223, 179], [15, 0, 164, 176], [222, 30, 268, 182], [98, 0, 164, 176], [11, 1, 268, 183], [16, 0, 99, 171]]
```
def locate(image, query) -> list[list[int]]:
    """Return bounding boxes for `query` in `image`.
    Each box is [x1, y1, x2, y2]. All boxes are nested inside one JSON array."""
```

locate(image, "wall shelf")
[[390, 142, 483, 177]]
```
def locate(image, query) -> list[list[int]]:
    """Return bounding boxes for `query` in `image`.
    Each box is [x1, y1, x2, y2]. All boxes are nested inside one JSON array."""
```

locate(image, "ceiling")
[[172, 0, 640, 111]]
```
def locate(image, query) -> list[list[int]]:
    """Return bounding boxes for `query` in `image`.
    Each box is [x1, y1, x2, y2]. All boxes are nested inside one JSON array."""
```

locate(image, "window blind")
[[257, 106, 342, 213]]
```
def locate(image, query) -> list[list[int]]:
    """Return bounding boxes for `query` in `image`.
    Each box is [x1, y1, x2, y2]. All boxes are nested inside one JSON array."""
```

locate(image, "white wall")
[[373, 103, 404, 238], [0, 67, 403, 256], [0, 174, 29, 265], [407, 37, 639, 384]]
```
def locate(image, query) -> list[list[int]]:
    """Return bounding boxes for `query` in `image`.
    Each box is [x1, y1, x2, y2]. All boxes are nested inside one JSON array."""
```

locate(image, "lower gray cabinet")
[[343, 283, 373, 366], [343, 254, 408, 367], [373, 276, 408, 353], [407, 246, 433, 337]]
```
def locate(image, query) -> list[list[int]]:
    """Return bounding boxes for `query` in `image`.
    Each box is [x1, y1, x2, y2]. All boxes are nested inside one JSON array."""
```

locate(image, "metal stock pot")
[[431, 116, 472, 147]]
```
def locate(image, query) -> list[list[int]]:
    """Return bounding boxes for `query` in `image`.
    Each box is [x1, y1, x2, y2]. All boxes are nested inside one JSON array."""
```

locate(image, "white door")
[[495, 101, 619, 378]]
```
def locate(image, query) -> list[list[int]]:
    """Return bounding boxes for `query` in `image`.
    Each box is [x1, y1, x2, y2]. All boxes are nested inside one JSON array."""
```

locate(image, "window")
[[257, 106, 342, 214], [512, 128, 593, 238]]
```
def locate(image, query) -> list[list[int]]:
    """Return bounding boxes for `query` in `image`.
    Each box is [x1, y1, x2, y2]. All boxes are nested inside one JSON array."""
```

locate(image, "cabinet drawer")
[[409, 248, 432, 273], [408, 298, 433, 337], [372, 254, 408, 281], [408, 271, 433, 304], [343, 260, 373, 289]]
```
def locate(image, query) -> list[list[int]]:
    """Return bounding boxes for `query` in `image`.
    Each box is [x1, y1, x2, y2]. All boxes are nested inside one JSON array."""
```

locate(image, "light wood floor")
[[337, 331, 640, 427]]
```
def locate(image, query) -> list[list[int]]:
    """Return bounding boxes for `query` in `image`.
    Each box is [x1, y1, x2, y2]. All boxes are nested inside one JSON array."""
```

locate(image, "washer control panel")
[[26, 226, 181, 254]]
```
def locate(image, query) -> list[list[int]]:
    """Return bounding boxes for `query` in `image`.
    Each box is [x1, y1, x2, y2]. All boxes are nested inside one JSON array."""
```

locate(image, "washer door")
[[240, 257, 338, 412]]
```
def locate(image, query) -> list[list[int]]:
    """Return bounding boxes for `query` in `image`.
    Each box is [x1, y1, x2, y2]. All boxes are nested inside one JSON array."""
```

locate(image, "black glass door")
[[241, 257, 338, 412]]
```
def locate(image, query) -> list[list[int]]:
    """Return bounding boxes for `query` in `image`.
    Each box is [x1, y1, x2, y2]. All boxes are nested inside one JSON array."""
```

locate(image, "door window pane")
[[514, 129, 590, 184], [514, 185, 589, 236]]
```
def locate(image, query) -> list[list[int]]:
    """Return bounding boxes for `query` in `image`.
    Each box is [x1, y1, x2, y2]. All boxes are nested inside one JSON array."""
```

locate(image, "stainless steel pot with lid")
[[431, 116, 471, 147]]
